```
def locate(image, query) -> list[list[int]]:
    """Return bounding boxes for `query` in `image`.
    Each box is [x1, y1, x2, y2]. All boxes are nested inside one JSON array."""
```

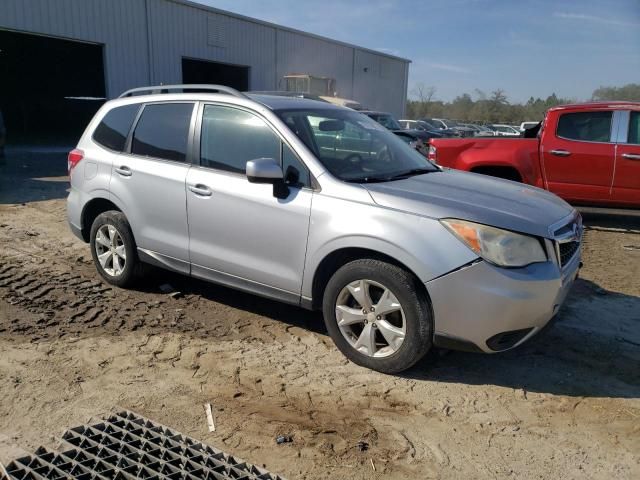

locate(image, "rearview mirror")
[[246, 158, 283, 184], [319, 119, 345, 132]]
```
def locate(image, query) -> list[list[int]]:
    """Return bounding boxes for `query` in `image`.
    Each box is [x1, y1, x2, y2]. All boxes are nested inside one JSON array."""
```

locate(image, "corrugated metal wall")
[[0, 0, 150, 97], [0, 0, 409, 116]]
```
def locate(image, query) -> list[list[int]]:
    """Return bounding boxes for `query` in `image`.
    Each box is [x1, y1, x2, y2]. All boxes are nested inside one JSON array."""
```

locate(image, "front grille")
[[559, 241, 580, 267]]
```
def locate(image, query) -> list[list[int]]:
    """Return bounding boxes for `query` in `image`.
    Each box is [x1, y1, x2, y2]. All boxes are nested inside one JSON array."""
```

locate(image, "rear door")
[[109, 102, 195, 273], [612, 110, 640, 207], [541, 109, 615, 204]]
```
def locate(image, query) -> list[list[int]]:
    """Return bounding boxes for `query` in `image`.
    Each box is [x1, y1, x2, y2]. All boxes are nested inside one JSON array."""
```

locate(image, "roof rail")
[[118, 84, 248, 99]]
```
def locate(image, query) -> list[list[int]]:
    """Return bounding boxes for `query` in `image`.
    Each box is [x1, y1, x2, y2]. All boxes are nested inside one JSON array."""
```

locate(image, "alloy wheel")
[[335, 279, 406, 358], [94, 224, 127, 277]]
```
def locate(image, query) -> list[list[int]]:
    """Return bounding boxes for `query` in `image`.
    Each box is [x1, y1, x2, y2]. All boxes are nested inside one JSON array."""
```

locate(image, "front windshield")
[[276, 108, 438, 182]]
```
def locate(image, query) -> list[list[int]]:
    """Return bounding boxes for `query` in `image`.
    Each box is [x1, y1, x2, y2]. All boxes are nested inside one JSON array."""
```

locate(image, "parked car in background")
[[67, 84, 582, 373], [398, 119, 455, 138], [425, 118, 476, 137], [428, 102, 640, 208], [362, 111, 441, 156], [475, 125, 496, 136], [398, 119, 429, 131], [458, 123, 495, 137], [458, 123, 481, 135], [520, 121, 540, 132], [418, 118, 462, 137], [491, 124, 521, 136]]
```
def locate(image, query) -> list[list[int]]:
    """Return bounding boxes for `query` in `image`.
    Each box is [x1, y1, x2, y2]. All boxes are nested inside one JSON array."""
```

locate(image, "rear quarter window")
[[556, 111, 612, 142], [92, 104, 140, 152]]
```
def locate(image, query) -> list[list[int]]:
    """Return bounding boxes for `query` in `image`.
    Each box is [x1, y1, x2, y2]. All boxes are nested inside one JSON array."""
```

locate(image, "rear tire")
[[89, 211, 140, 288], [322, 259, 433, 373]]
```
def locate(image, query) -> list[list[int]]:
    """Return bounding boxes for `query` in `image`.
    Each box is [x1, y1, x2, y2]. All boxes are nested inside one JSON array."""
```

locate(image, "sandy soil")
[[0, 150, 639, 479]]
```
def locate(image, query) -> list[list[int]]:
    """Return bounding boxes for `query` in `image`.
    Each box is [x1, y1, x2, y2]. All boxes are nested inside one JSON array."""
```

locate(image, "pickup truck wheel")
[[89, 211, 140, 288], [322, 259, 433, 373]]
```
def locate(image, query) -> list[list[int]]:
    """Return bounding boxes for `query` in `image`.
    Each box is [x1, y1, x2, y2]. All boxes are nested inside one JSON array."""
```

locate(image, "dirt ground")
[[0, 149, 639, 479]]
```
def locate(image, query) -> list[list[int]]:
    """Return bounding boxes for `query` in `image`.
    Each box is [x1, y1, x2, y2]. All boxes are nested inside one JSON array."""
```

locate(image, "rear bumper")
[[427, 252, 580, 353], [66, 187, 85, 242]]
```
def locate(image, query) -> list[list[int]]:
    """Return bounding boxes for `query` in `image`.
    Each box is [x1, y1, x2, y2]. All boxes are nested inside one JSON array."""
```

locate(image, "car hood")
[[364, 169, 575, 238]]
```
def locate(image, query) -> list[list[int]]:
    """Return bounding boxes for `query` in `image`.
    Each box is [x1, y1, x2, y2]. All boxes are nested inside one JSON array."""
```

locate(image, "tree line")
[[405, 83, 640, 124]]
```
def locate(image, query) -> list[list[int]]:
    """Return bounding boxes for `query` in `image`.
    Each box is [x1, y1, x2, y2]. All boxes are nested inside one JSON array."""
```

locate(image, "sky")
[[196, 0, 640, 103]]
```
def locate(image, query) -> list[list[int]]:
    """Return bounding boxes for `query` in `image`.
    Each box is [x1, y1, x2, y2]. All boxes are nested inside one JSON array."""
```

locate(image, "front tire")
[[322, 259, 433, 373], [89, 211, 139, 288]]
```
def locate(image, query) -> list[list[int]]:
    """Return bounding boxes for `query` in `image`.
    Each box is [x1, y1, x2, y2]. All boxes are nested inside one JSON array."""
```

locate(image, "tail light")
[[427, 144, 437, 163], [68, 148, 84, 174]]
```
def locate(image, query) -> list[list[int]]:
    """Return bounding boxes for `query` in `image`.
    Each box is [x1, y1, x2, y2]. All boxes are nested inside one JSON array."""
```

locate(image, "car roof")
[[549, 101, 640, 112], [360, 110, 390, 116], [247, 94, 345, 111], [105, 88, 349, 113]]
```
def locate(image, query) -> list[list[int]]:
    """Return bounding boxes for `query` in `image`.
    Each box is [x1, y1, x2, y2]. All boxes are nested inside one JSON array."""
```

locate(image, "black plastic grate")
[[559, 241, 580, 268], [3, 411, 286, 480]]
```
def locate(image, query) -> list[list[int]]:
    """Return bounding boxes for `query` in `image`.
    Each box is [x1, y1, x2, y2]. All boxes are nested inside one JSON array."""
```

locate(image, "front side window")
[[277, 108, 437, 183], [93, 104, 140, 152], [556, 111, 612, 142], [628, 112, 639, 145], [200, 105, 280, 174], [131, 103, 193, 162]]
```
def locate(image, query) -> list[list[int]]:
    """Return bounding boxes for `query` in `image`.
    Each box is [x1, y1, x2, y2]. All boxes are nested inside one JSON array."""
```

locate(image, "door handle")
[[622, 153, 640, 161], [550, 149, 571, 157], [188, 184, 212, 197], [115, 166, 132, 177]]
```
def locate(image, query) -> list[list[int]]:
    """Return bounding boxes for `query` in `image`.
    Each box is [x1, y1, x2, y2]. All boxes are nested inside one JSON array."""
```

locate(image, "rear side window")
[[200, 105, 280, 173], [93, 104, 139, 152], [131, 103, 194, 162], [557, 111, 612, 142], [628, 112, 639, 144]]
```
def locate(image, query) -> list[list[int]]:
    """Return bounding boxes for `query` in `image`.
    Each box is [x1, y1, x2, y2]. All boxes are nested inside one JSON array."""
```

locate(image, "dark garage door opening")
[[0, 29, 106, 145], [182, 58, 249, 91]]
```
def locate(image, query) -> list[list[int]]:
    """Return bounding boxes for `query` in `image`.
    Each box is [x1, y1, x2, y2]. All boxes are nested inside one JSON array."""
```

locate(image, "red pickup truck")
[[428, 102, 640, 208]]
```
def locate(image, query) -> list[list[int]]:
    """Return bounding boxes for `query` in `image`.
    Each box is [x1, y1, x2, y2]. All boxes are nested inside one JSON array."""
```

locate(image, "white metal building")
[[0, 0, 410, 142]]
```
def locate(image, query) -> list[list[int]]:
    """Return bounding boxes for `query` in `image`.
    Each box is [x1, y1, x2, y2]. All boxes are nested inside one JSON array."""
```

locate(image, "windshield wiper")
[[345, 167, 437, 184], [345, 175, 393, 183], [386, 167, 437, 180]]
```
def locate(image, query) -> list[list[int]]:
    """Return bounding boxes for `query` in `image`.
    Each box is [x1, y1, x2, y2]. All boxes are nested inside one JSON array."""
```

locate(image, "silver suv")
[[67, 85, 582, 373]]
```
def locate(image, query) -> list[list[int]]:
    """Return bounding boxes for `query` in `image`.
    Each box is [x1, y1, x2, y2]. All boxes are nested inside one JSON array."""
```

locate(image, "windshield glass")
[[276, 108, 437, 182]]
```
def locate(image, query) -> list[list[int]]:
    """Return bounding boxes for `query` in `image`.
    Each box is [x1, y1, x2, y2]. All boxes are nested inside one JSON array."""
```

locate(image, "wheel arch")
[[80, 197, 122, 242], [308, 246, 430, 311], [469, 164, 523, 182]]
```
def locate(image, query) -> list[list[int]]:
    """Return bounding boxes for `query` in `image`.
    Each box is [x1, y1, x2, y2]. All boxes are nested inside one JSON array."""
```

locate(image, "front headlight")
[[441, 219, 547, 268]]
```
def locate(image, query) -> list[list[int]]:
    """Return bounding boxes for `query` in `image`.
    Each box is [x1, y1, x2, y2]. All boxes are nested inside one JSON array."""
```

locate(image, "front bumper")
[[427, 251, 580, 353]]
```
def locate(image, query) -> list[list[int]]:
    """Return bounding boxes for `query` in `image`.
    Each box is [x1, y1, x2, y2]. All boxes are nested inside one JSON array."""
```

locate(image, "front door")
[[541, 110, 615, 204], [186, 104, 312, 301]]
